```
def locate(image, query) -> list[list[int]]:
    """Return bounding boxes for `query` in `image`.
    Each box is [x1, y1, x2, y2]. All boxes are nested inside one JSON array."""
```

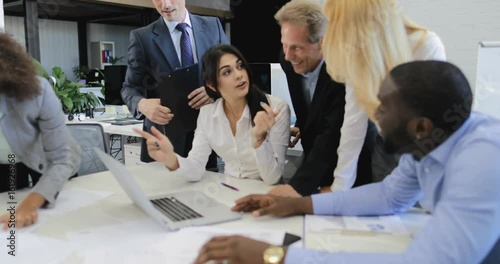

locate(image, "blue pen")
[[220, 182, 239, 191]]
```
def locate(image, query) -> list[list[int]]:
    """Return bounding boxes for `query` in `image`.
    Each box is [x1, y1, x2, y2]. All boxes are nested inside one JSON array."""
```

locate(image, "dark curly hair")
[[0, 33, 40, 100]]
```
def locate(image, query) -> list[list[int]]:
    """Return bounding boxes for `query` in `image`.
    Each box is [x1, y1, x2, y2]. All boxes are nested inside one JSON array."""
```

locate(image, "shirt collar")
[[162, 11, 192, 34], [425, 113, 474, 165], [212, 98, 251, 121], [301, 59, 324, 79]]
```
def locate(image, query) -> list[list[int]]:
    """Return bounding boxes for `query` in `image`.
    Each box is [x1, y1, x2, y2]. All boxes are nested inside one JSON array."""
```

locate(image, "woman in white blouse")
[[135, 44, 290, 185], [322, 0, 447, 192]]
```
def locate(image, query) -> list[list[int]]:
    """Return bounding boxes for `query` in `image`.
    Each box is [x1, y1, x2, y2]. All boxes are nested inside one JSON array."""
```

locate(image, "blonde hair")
[[323, 0, 427, 119], [275, 0, 327, 44]]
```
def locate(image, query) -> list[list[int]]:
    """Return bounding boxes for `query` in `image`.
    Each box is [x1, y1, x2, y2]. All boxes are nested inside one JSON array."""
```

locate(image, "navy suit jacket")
[[121, 15, 229, 161]]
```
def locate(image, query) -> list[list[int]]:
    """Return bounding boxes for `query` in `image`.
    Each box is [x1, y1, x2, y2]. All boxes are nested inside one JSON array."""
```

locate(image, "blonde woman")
[[323, 0, 446, 191]]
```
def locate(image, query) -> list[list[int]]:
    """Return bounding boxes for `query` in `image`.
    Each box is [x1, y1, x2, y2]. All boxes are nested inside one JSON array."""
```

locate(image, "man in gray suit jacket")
[[121, 0, 229, 163]]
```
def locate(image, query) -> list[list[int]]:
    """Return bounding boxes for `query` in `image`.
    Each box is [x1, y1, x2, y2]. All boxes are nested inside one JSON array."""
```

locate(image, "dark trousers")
[[352, 121, 378, 188], [140, 130, 218, 171], [0, 163, 42, 193]]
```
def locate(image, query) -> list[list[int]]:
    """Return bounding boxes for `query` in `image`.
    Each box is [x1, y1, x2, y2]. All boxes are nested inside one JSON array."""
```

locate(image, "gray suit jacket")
[[121, 14, 228, 160], [0, 77, 81, 204], [121, 15, 229, 118]]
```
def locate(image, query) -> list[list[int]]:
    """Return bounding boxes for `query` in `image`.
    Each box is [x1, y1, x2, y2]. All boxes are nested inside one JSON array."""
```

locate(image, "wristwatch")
[[263, 246, 285, 264]]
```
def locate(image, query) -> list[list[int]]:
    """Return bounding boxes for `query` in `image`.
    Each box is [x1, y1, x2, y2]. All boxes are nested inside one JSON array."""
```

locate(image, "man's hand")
[[0, 193, 45, 231], [231, 194, 313, 217], [194, 236, 270, 264], [188, 86, 213, 109], [267, 184, 302, 197], [194, 235, 272, 264], [252, 102, 279, 148], [133, 127, 179, 170], [289, 127, 301, 147], [138, 98, 174, 125]]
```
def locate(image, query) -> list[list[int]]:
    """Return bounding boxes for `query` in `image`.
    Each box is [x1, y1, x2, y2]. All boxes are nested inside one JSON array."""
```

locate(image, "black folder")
[[158, 64, 201, 139]]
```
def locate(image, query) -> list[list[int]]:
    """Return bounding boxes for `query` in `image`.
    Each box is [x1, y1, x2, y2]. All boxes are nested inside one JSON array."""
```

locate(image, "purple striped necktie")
[[175, 22, 194, 67]]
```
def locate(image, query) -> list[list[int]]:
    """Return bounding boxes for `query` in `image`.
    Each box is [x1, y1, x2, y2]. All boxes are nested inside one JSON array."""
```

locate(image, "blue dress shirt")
[[286, 112, 500, 264]]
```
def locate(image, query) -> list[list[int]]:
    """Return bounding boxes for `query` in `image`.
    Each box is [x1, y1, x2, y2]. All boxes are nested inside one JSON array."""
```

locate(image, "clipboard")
[[158, 64, 201, 138]]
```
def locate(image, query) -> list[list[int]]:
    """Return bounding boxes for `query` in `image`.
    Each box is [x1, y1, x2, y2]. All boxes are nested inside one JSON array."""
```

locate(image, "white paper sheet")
[[306, 214, 409, 235], [0, 233, 74, 264], [44, 188, 114, 216], [305, 214, 413, 254], [69, 220, 286, 264]]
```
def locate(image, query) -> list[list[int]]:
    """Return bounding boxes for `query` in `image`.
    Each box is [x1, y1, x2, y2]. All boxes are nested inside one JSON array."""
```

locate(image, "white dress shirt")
[[332, 31, 447, 191], [172, 94, 291, 185]]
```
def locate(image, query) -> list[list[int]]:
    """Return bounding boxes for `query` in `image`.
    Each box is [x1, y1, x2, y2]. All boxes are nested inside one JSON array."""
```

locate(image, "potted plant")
[[110, 56, 125, 65], [72, 65, 90, 84], [50, 66, 102, 119]]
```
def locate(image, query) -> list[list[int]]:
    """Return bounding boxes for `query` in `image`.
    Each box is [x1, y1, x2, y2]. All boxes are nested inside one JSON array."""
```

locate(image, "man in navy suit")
[[121, 0, 229, 164]]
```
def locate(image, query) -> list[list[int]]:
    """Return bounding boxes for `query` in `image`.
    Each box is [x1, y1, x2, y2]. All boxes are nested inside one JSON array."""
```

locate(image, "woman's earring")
[[416, 134, 422, 140]]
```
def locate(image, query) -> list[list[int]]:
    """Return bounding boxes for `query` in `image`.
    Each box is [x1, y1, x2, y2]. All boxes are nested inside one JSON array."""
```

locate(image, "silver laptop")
[[94, 147, 241, 231]]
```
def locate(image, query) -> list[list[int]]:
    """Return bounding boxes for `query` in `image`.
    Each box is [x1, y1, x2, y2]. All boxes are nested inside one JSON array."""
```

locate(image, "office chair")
[[66, 123, 110, 176]]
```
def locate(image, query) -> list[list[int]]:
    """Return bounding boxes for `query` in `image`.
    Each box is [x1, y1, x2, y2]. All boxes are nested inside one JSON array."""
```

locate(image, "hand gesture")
[[188, 86, 214, 109], [133, 127, 179, 170], [289, 126, 301, 147], [267, 184, 302, 198], [138, 98, 174, 125], [194, 235, 272, 264], [252, 102, 279, 148]]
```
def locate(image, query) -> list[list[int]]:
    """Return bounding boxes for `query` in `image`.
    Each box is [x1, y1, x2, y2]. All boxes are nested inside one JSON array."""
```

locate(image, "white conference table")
[[0, 162, 303, 263]]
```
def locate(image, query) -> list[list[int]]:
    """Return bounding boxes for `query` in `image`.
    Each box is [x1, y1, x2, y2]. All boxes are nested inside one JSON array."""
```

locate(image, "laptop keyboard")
[[151, 197, 203, 222]]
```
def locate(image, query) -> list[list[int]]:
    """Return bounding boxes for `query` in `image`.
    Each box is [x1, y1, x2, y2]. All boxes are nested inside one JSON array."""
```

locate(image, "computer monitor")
[[104, 65, 127, 106], [249, 63, 271, 94], [86, 68, 105, 85], [269, 63, 296, 123]]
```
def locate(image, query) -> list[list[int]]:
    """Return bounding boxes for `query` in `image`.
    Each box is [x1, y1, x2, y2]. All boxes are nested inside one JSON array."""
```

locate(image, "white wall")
[[4, 16, 79, 80], [400, 0, 500, 89], [0, 0, 4, 32], [87, 23, 137, 68], [4, 16, 136, 79]]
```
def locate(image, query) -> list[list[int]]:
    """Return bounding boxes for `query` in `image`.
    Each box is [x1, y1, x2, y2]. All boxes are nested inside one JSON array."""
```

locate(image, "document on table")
[[305, 215, 412, 254], [306, 214, 409, 234], [0, 233, 74, 264], [44, 188, 114, 216], [69, 219, 286, 264]]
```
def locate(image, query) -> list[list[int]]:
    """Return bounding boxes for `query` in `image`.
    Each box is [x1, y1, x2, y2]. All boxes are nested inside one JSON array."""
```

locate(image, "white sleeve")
[[254, 98, 291, 185], [413, 31, 447, 61], [331, 85, 369, 191], [173, 111, 212, 182]]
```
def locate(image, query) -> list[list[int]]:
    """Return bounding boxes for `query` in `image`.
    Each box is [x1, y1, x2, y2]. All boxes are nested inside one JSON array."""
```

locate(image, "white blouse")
[[172, 94, 291, 185], [331, 31, 447, 191]]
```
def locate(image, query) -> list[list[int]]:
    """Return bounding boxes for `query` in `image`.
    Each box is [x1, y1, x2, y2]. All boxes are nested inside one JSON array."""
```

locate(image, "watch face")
[[264, 246, 284, 264]]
